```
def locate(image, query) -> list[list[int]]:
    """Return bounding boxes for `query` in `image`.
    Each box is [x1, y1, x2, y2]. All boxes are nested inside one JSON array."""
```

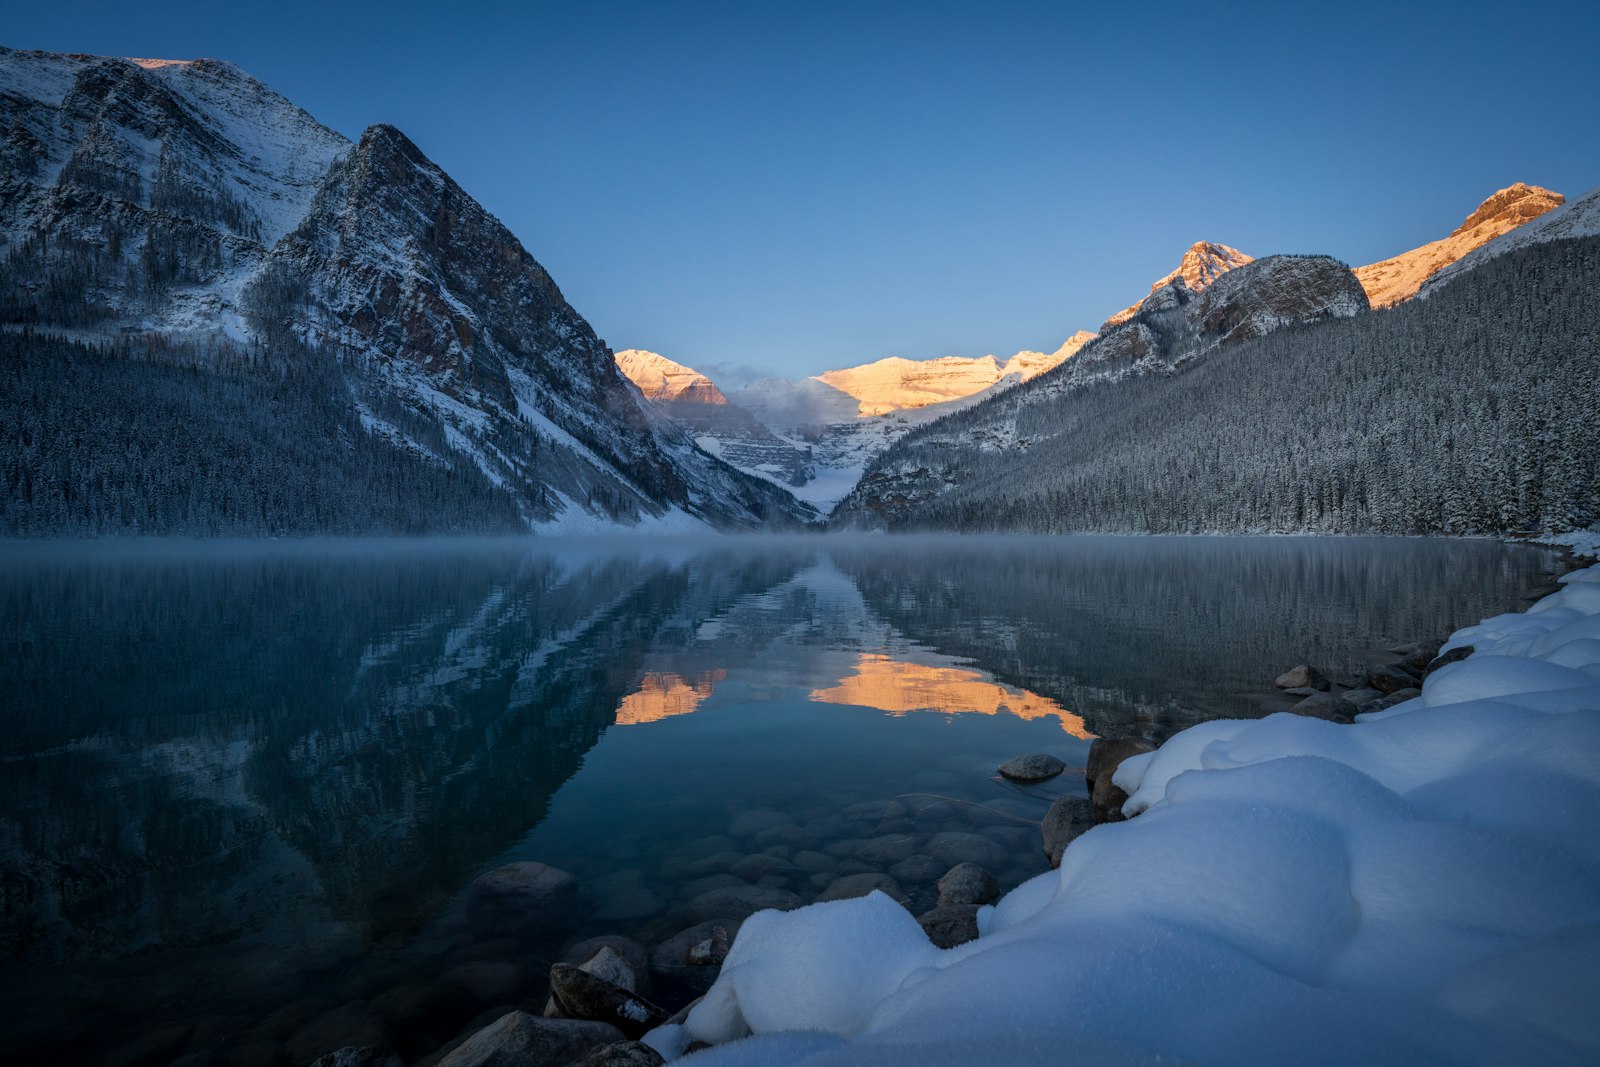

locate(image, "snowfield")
[[647, 551, 1600, 1065]]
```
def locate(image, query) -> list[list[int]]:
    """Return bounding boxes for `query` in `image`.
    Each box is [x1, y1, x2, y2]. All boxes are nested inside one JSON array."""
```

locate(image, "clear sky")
[[9, 1, 1600, 381]]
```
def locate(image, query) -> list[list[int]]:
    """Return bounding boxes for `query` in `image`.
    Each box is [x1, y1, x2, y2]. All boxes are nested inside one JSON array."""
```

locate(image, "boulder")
[[1288, 691, 1356, 723], [686, 925, 732, 966], [727, 809, 794, 840], [1400, 642, 1443, 673], [816, 873, 907, 904], [1084, 737, 1157, 792], [1091, 772, 1131, 824], [437, 1012, 622, 1067], [917, 904, 981, 949], [308, 1048, 403, 1067], [548, 964, 670, 1039], [649, 920, 744, 1007], [563, 937, 650, 994], [888, 854, 945, 885], [936, 862, 998, 907], [1041, 796, 1094, 867], [1366, 665, 1420, 694], [685, 884, 801, 923], [576, 1041, 667, 1067], [1426, 645, 1474, 674], [1274, 665, 1330, 691], [996, 753, 1066, 782], [465, 862, 579, 936]]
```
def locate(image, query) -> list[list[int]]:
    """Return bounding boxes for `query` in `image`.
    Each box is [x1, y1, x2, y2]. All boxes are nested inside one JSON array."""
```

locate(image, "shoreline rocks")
[[997, 753, 1066, 781]]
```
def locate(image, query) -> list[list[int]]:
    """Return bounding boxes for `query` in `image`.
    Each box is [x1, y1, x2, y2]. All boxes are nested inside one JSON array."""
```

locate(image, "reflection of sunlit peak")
[[615, 670, 726, 725], [810, 654, 1094, 739]]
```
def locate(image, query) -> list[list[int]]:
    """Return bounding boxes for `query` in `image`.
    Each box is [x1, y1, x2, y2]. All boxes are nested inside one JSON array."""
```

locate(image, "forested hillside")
[[834, 236, 1600, 535]]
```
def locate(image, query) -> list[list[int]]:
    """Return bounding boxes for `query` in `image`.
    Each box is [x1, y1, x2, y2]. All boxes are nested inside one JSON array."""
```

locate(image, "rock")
[[1288, 691, 1356, 723], [1041, 796, 1094, 867], [309, 1048, 403, 1067], [445, 961, 524, 1003], [1400, 642, 1443, 673], [1342, 687, 1383, 707], [936, 862, 999, 907], [727, 809, 794, 840], [729, 853, 794, 881], [677, 873, 747, 900], [285, 1002, 395, 1066], [1282, 686, 1318, 697], [576, 1040, 667, 1067], [926, 831, 1009, 870], [437, 1011, 622, 1067], [648, 921, 743, 1007], [1389, 687, 1421, 702], [1427, 645, 1474, 674], [1084, 737, 1157, 792], [996, 753, 1066, 781], [1366, 665, 1420, 694], [751, 823, 814, 850], [851, 834, 919, 866], [1363, 688, 1422, 713], [816, 872, 907, 904], [888, 854, 945, 884], [1091, 772, 1132, 824], [1274, 665, 1330, 691], [791, 850, 835, 873], [917, 905, 981, 949], [548, 964, 670, 1039], [821, 837, 869, 859], [685, 884, 801, 922], [576, 945, 642, 993], [841, 799, 909, 824], [466, 862, 579, 936], [686, 925, 731, 966]]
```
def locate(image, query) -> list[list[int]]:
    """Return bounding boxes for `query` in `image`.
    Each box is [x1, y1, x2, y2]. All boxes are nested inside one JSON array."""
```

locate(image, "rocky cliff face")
[[1102, 241, 1254, 328], [0, 47, 814, 533], [616, 349, 728, 404], [1354, 182, 1564, 307], [1419, 183, 1600, 297]]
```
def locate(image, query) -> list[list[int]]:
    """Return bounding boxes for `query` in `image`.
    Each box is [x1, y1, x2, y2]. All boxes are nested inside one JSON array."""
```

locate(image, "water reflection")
[[0, 535, 1564, 1064], [812, 653, 1094, 738]]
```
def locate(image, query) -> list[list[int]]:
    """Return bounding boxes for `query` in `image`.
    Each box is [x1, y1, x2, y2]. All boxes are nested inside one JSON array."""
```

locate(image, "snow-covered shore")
[[648, 548, 1600, 1065]]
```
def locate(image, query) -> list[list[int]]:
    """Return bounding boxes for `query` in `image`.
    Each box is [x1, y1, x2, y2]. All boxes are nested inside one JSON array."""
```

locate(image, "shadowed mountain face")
[[0, 48, 814, 533]]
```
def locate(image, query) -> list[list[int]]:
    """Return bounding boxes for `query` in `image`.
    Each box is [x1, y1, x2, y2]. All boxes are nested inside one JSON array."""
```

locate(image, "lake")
[[0, 535, 1565, 1064]]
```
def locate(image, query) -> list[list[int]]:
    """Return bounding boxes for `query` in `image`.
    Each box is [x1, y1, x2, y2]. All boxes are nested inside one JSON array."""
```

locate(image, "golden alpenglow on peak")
[[1354, 182, 1565, 308], [1102, 241, 1255, 327], [614, 670, 727, 725], [809, 653, 1094, 739], [615, 349, 728, 404]]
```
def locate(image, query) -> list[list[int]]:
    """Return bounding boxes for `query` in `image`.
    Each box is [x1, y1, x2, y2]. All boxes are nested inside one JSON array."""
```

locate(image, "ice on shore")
[[650, 559, 1600, 1065]]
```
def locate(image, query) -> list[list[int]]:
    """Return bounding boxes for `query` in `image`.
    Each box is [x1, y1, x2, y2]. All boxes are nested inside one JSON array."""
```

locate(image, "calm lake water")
[[0, 535, 1564, 1064]]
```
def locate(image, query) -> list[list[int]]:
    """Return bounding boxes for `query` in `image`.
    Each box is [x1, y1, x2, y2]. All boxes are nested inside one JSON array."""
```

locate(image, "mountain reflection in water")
[[0, 535, 1563, 1064]]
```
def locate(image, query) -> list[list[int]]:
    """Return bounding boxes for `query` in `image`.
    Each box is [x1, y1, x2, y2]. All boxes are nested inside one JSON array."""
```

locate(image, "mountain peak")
[[1102, 241, 1253, 329], [616, 349, 728, 404], [1451, 182, 1564, 238], [1354, 181, 1566, 308]]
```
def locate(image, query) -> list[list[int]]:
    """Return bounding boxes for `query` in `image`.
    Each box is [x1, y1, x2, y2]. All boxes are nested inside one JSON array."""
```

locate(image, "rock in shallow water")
[[686, 884, 801, 922], [926, 831, 1009, 870], [996, 753, 1066, 781], [465, 862, 579, 936], [549, 964, 670, 1039], [437, 1011, 622, 1067], [577, 1040, 667, 1066], [816, 872, 907, 904], [1274, 664, 1331, 691], [936, 862, 999, 907], [1042, 795, 1094, 867]]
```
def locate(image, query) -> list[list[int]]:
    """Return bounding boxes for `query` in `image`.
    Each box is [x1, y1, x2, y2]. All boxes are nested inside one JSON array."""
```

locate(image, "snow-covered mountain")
[[615, 349, 814, 487], [1418, 183, 1600, 296], [1354, 182, 1565, 307], [1102, 241, 1254, 328], [0, 48, 815, 534], [616, 334, 1097, 511]]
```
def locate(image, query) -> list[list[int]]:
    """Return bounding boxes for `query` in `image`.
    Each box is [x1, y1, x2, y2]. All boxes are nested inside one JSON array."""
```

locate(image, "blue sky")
[[10, 1, 1599, 380]]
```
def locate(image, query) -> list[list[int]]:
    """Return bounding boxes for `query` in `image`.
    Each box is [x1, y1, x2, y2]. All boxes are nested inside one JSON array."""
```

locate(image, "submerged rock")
[[686, 884, 801, 923], [936, 862, 999, 907], [437, 1011, 622, 1067], [1274, 665, 1330, 691], [997, 753, 1067, 781], [926, 831, 1009, 869], [308, 1048, 403, 1067], [817, 873, 907, 904], [466, 862, 579, 936]]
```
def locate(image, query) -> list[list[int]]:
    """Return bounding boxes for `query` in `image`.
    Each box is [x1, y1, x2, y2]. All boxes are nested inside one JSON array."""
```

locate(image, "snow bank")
[[651, 558, 1600, 1065]]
